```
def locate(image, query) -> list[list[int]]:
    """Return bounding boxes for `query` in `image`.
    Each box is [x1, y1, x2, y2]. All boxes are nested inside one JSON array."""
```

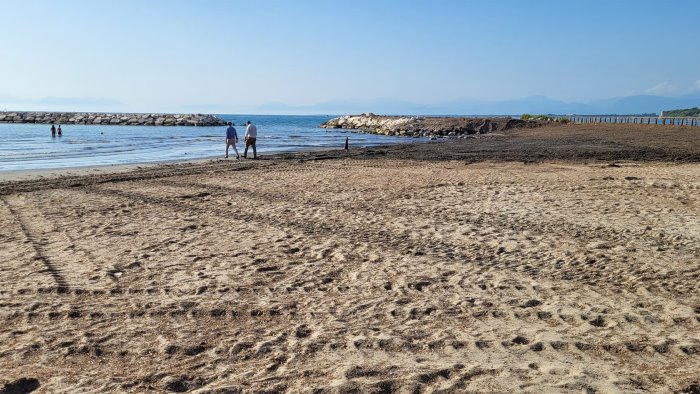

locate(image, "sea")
[[0, 115, 420, 172]]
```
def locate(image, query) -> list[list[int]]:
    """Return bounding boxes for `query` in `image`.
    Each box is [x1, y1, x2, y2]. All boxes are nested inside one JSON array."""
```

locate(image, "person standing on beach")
[[51, 124, 56, 137], [225, 122, 239, 159], [57, 125, 62, 137], [243, 120, 257, 159]]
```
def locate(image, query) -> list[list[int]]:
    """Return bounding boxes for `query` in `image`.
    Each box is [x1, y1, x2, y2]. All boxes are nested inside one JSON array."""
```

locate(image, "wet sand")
[[1, 124, 699, 392]]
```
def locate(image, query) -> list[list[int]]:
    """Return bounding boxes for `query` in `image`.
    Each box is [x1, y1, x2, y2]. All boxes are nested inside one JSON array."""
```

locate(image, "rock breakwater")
[[320, 113, 545, 137], [0, 111, 227, 126]]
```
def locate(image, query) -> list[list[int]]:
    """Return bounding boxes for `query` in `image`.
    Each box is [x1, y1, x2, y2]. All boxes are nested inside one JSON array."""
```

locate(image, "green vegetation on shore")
[[520, 114, 568, 123], [663, 107, 700, 117]]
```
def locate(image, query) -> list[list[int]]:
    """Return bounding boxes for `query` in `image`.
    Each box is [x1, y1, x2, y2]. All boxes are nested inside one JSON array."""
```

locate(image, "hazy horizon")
[[2, 92, 698, 116]]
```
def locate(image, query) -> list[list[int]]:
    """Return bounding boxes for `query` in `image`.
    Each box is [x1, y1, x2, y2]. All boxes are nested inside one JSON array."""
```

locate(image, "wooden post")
[[344, 136, 349, 150]]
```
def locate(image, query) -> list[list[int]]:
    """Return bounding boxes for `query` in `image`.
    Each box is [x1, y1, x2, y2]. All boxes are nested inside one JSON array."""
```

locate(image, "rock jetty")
[[0, 111, 227, 126], [320, 113, 544, 137]]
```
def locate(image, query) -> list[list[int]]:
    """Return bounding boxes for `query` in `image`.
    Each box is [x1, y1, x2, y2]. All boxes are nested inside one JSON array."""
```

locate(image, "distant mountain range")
[[257, 93, 700, 116]]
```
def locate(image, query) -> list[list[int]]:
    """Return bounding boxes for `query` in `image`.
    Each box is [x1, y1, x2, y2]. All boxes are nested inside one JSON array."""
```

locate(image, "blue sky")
[[1, 0, 699, 114]]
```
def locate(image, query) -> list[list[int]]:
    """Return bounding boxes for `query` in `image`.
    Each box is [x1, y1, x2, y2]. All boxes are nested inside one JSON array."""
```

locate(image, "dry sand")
[[1, 124, 699, 393]]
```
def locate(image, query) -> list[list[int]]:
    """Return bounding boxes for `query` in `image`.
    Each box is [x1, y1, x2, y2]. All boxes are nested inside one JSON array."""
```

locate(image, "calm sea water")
[[0, 115, 420, 172]]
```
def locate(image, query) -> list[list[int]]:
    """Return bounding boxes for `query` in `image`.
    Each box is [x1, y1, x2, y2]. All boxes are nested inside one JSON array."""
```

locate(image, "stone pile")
[[0, 112, 227, 126], [320, 113, 545, 138]]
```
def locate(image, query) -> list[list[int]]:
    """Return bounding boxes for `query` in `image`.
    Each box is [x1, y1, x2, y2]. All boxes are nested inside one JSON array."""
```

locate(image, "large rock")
[[320, 114, 546, 137], [0, 111, 227, 126]]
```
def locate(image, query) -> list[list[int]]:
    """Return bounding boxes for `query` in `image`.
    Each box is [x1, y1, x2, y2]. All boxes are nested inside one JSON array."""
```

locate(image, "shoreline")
[[0, 141, 420, 183], [2, 122, 700, 193]]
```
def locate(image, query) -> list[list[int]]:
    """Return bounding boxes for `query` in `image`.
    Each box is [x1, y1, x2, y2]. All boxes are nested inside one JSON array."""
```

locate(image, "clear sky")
[[1, 0, 699, 113]]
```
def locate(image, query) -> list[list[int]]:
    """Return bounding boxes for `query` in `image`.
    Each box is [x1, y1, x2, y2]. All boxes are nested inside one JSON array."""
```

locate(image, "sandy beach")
[[1, 123, 699, 393]]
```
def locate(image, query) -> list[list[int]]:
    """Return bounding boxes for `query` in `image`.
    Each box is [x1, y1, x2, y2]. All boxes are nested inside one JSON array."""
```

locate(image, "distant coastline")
[[0, 111, 226, 126]]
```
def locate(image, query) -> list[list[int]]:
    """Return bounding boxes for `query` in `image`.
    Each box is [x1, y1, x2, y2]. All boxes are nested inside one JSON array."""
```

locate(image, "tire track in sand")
[[0, 196, 70, 291]]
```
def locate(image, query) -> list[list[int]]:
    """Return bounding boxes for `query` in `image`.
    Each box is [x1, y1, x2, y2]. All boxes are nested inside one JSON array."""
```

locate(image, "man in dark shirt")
[[225, 122, 239, 159]]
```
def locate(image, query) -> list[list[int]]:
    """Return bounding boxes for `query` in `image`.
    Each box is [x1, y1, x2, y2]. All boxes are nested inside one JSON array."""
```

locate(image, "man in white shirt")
[[244, 120, 257, 159]]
